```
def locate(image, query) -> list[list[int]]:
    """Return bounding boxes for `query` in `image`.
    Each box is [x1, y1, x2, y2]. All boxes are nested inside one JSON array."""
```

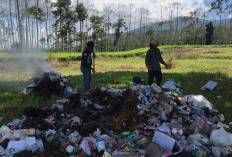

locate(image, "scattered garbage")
[[132, 76, 143, 84], [1, 82, 232, 156], [201, 80, 218, 91], [162, 80, 181, 92]]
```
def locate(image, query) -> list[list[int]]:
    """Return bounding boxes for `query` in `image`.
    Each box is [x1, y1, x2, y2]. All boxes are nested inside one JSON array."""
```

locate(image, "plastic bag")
[[0, 126, 11, 136], [25, 137, 37, 152], [210, 127, 232, 147], [68, 131, 80, 144], [157, 123, 171, 136], [93, 128, 101, 138], [212, 146, 221, 157], [80, 137, 96, 156], [97, 135, 113, 148], [45, 129, 56, 141], [189, 134, 209, 145]]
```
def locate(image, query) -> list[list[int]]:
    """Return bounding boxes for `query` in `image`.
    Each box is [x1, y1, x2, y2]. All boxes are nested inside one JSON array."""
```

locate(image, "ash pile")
[[1, 82, 232, 157], [23, 71, 74, 97]]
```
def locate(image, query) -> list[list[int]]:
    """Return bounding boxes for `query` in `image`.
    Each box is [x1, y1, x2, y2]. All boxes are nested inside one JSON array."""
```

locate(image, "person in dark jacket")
[[80, 41, 95, 93], [145, 40, 168, 86]]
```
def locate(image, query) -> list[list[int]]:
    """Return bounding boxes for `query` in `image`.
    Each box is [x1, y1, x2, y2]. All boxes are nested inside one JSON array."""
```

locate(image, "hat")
[[150, 39, 158, 45], [87, 41, 95, 49]]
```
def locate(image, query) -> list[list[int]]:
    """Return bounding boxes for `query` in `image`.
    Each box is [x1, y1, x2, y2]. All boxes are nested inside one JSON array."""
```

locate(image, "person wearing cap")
[[145, 40, 168, 86], [80, 41, 95, 93]]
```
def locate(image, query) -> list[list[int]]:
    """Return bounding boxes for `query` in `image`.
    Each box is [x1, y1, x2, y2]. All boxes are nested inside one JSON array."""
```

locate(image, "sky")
[[92, 0, 210, 11], [50, 0, 231, 20], [79, 0, 214, 20]]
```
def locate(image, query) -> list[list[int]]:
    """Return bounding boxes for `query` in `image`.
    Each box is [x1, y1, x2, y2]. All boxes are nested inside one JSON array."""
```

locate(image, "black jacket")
[[145, 48, 165, 71], [81, 48, 92, 68]]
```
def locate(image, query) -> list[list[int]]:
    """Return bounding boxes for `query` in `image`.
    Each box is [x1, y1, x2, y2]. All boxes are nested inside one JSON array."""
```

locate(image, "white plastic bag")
[[210, 127, 232, 147], [185, 95, 213, 109], [212, 146, 221, 157], [80, 137, 96, 156]]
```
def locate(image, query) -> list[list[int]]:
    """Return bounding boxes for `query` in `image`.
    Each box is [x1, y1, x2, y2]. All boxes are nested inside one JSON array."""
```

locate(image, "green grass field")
[[1, 45, 231, 61], [0, 46, 232, 124]]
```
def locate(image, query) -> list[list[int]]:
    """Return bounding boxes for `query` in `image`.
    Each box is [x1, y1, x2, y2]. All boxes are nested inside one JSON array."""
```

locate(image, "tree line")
[[0, 0, 231, 53]]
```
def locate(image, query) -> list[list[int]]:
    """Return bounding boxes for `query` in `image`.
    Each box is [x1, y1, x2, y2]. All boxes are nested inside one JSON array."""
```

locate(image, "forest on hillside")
[[0, 0, 231, 52]]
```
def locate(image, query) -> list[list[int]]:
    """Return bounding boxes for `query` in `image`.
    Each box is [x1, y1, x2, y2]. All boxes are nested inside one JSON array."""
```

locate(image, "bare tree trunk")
[[55, 24, 59, 52], [107, 16, 110, 51], [36, 0, 39, 47], [9, 0, 15, 44], [24, 0, 29, 52], [180, 17, 183, 43], [128, 4, 134, 50], [139, 12, 142, 34], [174, 4, 179, 44], [230, 18, 232, 44], [160, 6, 163, 44], [202, 16, 205, 45], [169, 11, 173, 45], [86, 18, 88, 42], [45, 1, 50, 51], [30, 19, 33, 48], [80, 21, 83, 52], [16, 0, 24, 52], [15, 0, 18, 41]]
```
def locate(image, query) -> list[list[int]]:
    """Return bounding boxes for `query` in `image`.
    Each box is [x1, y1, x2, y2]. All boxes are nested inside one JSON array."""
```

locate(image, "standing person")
[[145, 39, 168, 86], [80, 41, 95, 93]]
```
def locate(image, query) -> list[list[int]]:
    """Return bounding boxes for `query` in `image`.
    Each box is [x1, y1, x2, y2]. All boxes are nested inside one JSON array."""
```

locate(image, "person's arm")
[[91, 51, 95, 72], [145, 50, 152, 71], [158, 49, 168, 69]]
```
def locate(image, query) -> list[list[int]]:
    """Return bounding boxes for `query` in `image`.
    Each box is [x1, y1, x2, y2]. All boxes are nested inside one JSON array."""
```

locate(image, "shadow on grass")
[[71, 71, 232, 121], [0, 80, 56, 124]]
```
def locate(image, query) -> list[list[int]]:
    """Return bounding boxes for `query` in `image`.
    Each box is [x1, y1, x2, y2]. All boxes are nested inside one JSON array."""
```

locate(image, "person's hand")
[[165, 64, 169, 69], [92, 68, 95, 73], [148, 66, 153, 71]]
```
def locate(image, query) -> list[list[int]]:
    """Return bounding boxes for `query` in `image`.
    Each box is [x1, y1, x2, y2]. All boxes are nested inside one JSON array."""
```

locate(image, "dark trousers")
[[148, 70, 162, 86], [81, 65, 91, 92]]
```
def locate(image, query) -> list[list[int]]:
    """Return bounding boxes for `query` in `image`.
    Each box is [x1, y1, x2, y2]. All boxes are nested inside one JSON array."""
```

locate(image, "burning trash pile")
[[1, 82, 232, 157], [23, 71, 74, 97]]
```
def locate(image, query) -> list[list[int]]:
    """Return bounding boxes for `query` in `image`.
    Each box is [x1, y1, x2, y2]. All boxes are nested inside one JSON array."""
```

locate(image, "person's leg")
[[148, 70, 155, 85], [81, 66, 90, 92], [87, 68, 91, 92], [154, 70, 162, 86]]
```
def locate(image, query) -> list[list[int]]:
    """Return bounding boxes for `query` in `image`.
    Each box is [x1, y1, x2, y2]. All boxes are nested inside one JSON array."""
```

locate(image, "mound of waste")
[[23, 71, 74, 97], [1, 82, 232, 157]]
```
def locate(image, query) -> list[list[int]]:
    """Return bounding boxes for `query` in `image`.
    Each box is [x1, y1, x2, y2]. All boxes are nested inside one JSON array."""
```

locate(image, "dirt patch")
[[166, 48, 194, 53], [22, 88, 146, 136], [202, 51, 220, 54], [116, 65, 134, 70]]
